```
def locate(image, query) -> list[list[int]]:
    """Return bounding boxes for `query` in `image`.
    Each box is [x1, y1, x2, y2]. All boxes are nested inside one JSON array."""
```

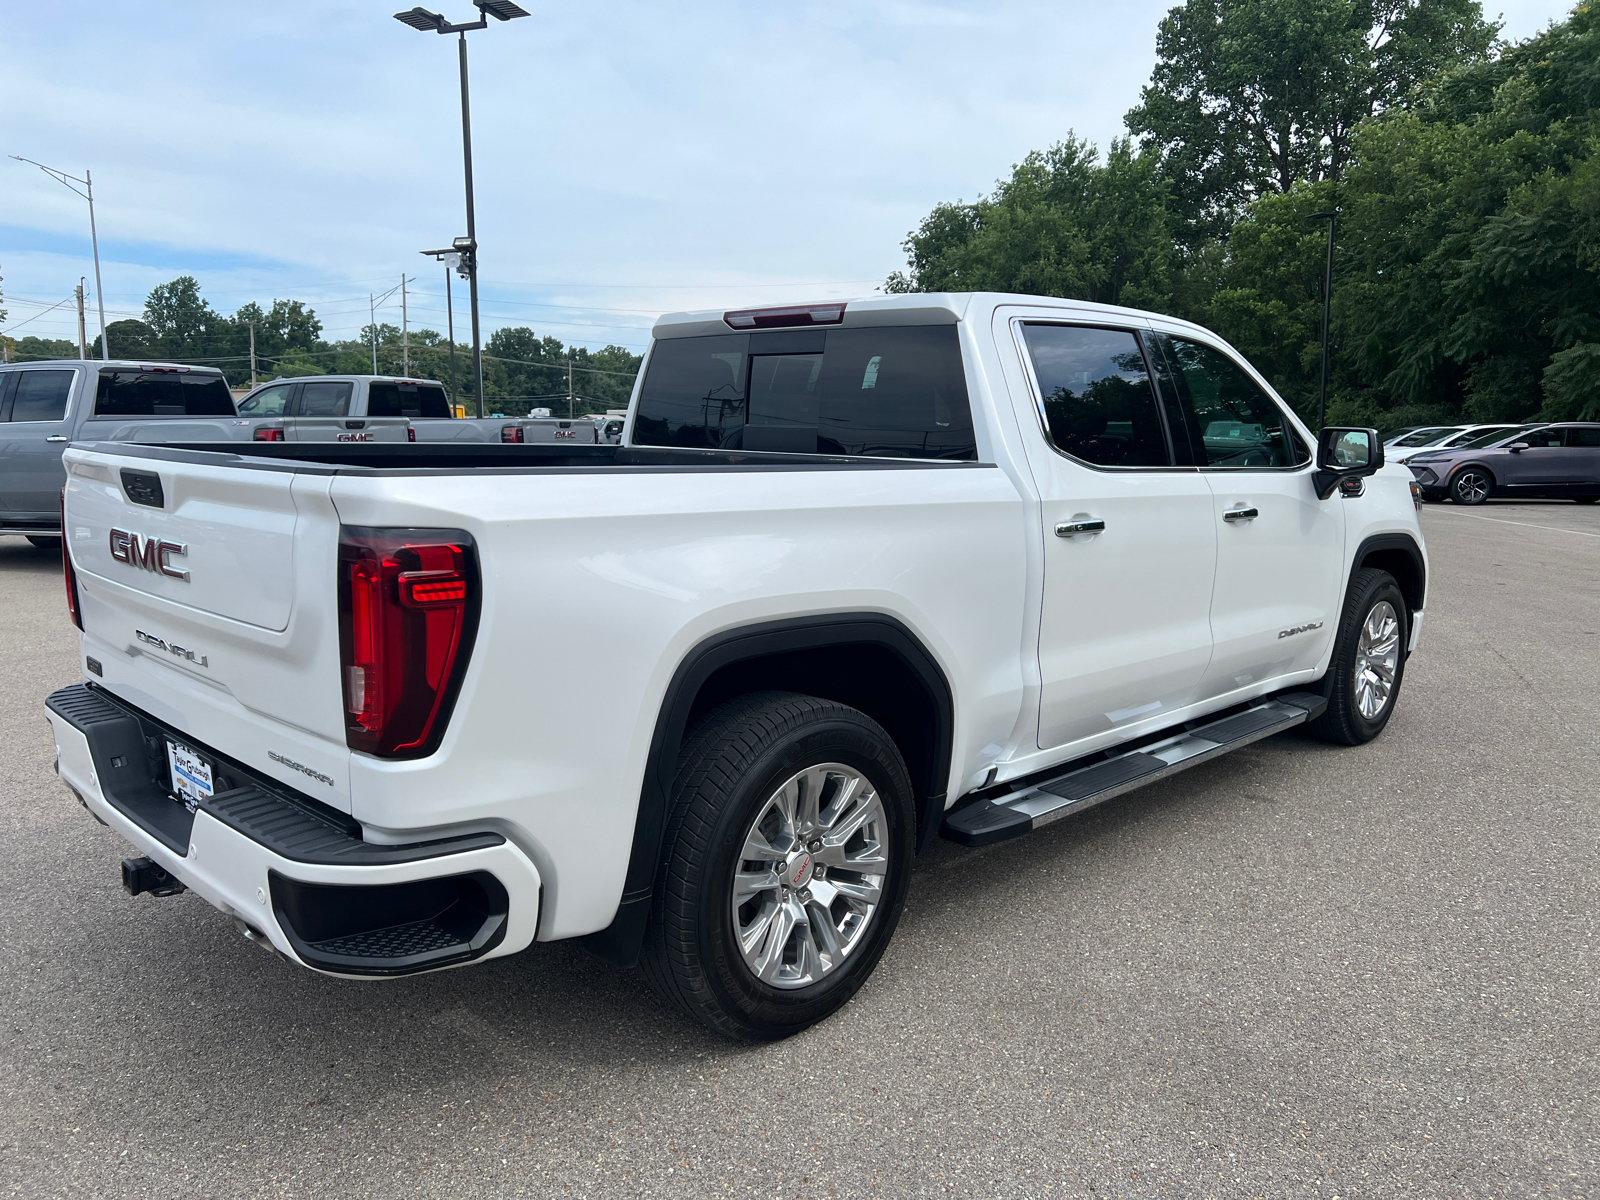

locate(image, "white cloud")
[[2, 0, 1579, 351]]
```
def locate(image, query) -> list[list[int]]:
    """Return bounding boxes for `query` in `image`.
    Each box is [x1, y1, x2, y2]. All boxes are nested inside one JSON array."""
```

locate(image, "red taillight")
[[61, 490, 82, 630], [407, 427, 417, 442], [338, 528, 477, 758], [724, 302, 847, 330], [501, 425, 523, 443], [254, 426, 285, 442]]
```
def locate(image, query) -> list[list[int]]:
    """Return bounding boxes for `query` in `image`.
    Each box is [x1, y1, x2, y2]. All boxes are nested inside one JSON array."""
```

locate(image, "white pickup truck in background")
[[234, 375, 503, 442], [44, 292, 1427, 1040]]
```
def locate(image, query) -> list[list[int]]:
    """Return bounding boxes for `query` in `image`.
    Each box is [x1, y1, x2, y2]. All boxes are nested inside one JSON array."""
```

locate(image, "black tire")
[[1449, 467, 1493, 505], [1307, 568, 1408, 746], [26, 535, 61, 550], [1575, 496, 1598, 505], [639, 691, 915, 1040]]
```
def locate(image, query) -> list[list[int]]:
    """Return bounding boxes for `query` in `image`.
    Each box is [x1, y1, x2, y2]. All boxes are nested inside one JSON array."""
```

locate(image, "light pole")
[[1310, 210, 1337, 432], [12, 157, 109, 360], [394, 0, 529, 418]]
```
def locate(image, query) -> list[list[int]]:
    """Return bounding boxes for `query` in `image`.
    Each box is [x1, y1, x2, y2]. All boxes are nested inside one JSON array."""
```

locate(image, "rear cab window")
[[368, 382, 451, 419], [631, 325, 975, 460], [93, 369, 236, 417]]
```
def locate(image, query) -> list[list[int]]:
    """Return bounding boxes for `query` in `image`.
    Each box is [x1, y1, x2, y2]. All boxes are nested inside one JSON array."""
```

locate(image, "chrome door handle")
[[46, 435, 69, 443], [1055, 518, 1106, 537], [1223, 506, 1258, 522]]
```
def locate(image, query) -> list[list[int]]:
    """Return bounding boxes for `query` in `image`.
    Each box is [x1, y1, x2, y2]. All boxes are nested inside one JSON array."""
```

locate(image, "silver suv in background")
[[1406, 423, 1600, 504]]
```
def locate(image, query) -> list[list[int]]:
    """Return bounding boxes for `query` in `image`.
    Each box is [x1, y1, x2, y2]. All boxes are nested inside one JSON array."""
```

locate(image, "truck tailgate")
[[65, 447, 354, 806]]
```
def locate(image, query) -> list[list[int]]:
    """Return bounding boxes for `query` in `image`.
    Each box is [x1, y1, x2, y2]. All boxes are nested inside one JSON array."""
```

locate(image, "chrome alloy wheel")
[[1353, 600, 1402, 720], [731, 763, 890, 990], [1453, 470, 1491, 503]]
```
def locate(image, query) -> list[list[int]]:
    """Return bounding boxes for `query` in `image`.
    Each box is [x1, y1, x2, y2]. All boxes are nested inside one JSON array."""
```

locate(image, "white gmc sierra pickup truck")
[[44, 293, 1426, 1040]]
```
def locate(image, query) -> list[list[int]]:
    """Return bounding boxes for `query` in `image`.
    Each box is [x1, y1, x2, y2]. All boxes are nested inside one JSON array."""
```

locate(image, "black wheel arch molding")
[[1348, 532, 1427, 639], [581, 612, 955, 967]]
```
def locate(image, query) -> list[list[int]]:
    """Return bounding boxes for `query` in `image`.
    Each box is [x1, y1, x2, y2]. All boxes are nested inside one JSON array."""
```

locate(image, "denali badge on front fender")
[[1278, 621, 1325, 639], [109, 528, 189, 580]]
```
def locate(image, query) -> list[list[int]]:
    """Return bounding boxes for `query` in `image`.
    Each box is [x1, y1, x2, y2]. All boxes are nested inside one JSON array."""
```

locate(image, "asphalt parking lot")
[[2, 501, 1596, 1199]]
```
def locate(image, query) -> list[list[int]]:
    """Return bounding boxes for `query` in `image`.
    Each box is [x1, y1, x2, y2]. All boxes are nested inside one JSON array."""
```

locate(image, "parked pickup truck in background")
[[45, 292, 1428, 1040], [0, 360, 250, 546], [234, 375, 501, 443]]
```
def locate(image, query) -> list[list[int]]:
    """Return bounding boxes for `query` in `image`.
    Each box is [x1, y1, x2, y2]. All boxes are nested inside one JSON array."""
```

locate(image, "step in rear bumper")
[[45, 683, 540, 976]]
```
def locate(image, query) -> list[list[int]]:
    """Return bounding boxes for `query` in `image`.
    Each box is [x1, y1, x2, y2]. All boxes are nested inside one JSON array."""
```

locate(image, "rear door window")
[[7, 370, 75, 422], [1019, 324, 1169, 468], [1568, 427, 1600, 447], [237, 383, 295, 416], [297, 381, 353, 417], [94, 370, 236, 417], [1152, 335, 1308, 469], [631, 326, 975, 459], [367, 382, 451, 418]]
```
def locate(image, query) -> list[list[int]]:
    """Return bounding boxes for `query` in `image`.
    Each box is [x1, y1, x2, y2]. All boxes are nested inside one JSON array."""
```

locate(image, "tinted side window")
[[368, 382, 452, 419], [299, 381, 352, 417], [1020, 324, 1168, 468], [1155, 336, 1306, 468], [1569, 427, 1600, 447], [9, 370, 75, 422], [631, 327, 975, 459], [1522, 427, 1566, 448], [237, 383, 294, 416], [94, 371, 235, 417]]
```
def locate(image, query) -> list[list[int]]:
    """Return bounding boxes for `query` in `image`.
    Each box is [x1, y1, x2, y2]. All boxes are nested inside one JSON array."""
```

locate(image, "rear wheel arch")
[[582, 613, 954, 966]]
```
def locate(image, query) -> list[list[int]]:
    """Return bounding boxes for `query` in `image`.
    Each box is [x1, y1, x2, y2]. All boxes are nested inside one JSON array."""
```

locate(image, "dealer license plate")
[[166, 740, 214, 807]]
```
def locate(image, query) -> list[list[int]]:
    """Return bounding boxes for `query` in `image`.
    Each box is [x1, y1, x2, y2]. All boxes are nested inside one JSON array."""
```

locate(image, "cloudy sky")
[[2, 0, 1577, 357]]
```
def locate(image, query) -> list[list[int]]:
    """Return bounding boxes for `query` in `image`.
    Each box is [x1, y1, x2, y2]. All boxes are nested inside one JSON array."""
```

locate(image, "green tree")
[[1331, 3, 1600, 424], [16, 335, 78, 361], [885, 136, 1176, 308], [1127, 0, 1497, 241], [144, 276, 224, 359]]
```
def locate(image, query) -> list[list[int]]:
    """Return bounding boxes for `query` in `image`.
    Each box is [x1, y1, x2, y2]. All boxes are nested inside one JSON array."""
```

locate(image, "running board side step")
[[943, 692, 1328, 848]]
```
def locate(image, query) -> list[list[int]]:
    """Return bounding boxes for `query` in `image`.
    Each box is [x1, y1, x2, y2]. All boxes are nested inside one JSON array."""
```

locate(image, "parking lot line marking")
[[1430, 510, 1600, 538]]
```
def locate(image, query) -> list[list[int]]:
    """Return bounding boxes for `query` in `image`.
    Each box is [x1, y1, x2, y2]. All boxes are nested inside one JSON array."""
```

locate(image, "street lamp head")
[[394, 6, 450, 32], [452, 235, 473, 250], [1310, 211, 1338, 221], [475, 0, 529, 19]]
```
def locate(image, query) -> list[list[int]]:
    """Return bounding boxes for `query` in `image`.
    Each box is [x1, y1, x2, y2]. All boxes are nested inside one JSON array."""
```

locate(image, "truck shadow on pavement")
[[0, 537, 64, 576]]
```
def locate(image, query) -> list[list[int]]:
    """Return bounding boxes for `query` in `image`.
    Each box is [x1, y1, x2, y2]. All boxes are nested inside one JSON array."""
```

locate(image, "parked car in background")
[[1382, 426, 1465, 462], [234, 376, 501, 443], [0, 360, 249, 547], [1406, 423, 1600, 504], [1386, 423, 1525, 465]]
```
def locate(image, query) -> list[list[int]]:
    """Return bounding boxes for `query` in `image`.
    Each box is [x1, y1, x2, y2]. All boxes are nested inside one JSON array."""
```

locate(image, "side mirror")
[[1314, 427, 1382, 499], [1508, 441, 1530, 453]]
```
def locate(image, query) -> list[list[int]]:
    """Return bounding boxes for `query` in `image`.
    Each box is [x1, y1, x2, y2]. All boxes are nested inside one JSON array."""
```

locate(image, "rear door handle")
[[1055, 518, 1106, 537], [1223, 506, 1258, 522], [46, 435, 69, 443]]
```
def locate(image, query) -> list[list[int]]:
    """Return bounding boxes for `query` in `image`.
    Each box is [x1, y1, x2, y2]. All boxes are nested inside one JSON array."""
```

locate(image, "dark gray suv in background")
[[1406, 423, 1600, 504]]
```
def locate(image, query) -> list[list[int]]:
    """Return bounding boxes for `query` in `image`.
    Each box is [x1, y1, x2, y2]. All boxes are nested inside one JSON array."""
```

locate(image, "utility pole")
[[11, 159, 110, 359], [370, 293, 378, 373], [249, 322, 258, 386], [567, 358, 574, 418], [75, 279, 87, 360], [401, 273, 413, 377]]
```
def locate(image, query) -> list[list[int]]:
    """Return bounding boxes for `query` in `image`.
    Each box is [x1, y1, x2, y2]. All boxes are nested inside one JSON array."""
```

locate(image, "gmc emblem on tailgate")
[[109, 528, 189, 581]]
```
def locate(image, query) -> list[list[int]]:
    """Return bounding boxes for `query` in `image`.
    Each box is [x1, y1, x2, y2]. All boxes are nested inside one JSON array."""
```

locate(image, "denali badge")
[[135, 629, 209, 668], [268, 750, 335, 787], [109, 528, 189, 581], [1278, 621, 1325, 639]]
